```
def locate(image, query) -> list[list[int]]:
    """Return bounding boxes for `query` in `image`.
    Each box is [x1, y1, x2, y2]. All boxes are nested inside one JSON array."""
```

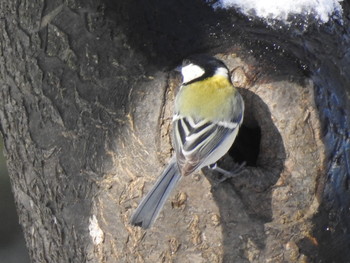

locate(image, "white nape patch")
[[215, 67, 229, 78], [89, 215, 104, 245], [181, 63, 205, 83], [212, 0, 343, 24]]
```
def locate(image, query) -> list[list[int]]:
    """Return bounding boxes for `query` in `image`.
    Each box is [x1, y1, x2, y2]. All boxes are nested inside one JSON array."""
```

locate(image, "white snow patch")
[[213, 0, 343, 24], [89, 215, 104, 245]]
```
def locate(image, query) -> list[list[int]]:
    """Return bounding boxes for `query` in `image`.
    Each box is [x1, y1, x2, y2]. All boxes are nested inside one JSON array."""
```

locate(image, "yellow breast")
[[176, 75, 236, 121]]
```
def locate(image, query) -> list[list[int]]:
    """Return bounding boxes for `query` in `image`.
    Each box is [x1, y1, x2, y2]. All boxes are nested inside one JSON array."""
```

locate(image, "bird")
[[130, 54, 245, 229]]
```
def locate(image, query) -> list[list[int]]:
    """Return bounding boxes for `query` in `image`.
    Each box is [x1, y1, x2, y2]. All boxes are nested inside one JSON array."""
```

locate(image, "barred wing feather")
[[173, 115, 239, 176]]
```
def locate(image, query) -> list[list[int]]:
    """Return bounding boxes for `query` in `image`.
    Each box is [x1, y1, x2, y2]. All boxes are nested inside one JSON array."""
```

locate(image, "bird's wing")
[[173, 115, 240, 176]]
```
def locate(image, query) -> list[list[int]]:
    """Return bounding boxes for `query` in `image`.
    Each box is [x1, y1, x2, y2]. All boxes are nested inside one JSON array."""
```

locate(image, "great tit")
[[130, 54, 244, 229]]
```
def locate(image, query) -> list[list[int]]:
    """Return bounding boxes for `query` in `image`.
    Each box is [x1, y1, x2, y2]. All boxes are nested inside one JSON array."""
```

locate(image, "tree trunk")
[[1, 1, 350, 262]]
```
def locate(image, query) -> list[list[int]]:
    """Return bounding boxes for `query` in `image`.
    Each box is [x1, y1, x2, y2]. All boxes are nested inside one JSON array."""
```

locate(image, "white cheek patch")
[[181, 63, 205, 83], [215, 67, 229, 78]]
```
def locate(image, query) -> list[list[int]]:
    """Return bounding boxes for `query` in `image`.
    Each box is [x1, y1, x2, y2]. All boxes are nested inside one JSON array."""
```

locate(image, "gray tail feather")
[[130, 158, 181, 229]]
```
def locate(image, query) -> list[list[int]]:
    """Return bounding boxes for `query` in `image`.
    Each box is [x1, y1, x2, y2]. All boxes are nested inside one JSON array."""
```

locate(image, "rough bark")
[[1, 0, 350, 263]]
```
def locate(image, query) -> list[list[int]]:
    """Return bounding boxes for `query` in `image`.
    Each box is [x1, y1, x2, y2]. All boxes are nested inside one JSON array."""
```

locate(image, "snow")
[[213, 0, 343, 24], [89, 215, 104, 246]]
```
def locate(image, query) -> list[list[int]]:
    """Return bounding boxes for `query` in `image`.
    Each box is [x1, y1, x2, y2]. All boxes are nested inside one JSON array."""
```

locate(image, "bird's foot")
[[208, 162, 245, 186]]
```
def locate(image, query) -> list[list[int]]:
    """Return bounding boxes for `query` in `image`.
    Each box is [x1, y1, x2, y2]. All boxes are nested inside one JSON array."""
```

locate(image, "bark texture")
[[1, 0, 350, 262]]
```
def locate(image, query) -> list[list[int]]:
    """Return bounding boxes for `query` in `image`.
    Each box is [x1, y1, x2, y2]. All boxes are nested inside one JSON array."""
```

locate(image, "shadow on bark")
[[104, 0, 244, 67], [205, 89, 285, 262]]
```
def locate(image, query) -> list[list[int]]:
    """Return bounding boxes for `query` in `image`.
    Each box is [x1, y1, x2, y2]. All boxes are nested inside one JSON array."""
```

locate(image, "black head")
[[181, 54, 230, 85]]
